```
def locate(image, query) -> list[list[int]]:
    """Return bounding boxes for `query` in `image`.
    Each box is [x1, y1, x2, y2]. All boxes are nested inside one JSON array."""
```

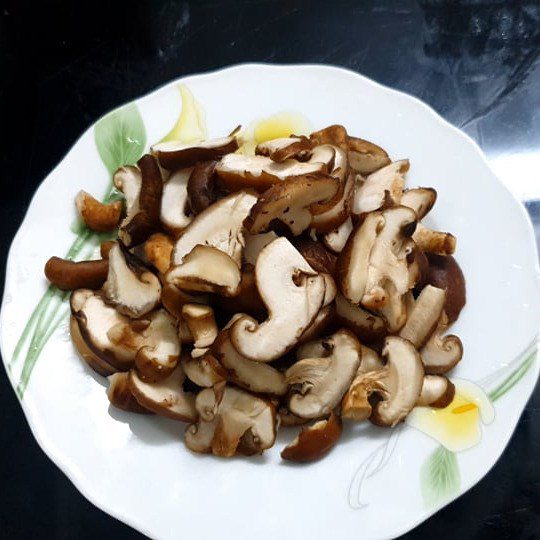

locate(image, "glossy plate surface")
[[2, 64, 539, 539]]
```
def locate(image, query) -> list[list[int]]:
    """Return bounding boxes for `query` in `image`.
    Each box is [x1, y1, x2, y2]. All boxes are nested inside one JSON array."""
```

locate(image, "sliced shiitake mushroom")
[[334, 294, 387, 343], [160, 168, 192, 234], [341, 336, 424, 426], [129, 364, 196, 421], [286, 329, 361, 419], [103, 243, 161, 318], [185, 385, 277, 457], [187, 160, 220, 215], [244, 174, 339, 236], [243, 231, 279, 266], [181, 303, 218, 349], [322, 217, 353, 254], [230, 237, 326, 362], [347, 136, 391, 175], [413, 223, 456, 255], [296, 239, 337, 275], [256, 136, 314, 162], [281, 412, 342, 463], [75, 190, 122, 232], [416, 375, 455, 408], [45, 257, 109, 291], [152, 135, 238, 170], [106, 372, 151, 414], [143, 233, 174, 274], [401, 188, 437, 220], [182, 352, 227, 388], [166, 245, 241, 296], [420, 312, 463, 374]]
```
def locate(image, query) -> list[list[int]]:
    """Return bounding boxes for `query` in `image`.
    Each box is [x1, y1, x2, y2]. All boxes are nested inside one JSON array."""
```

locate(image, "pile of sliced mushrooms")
[[45, 124, 466, 462]]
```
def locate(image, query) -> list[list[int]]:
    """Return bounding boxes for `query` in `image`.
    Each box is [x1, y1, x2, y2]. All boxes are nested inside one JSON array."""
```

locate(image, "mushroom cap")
[[160, 168, 193, 234], [347, 136, 391, 175], [230, 237, 326, 362], [75, 190, 122, 233], [420, 313, 463, 374], [185, 385, 277, 457], [286, 329, 361, 419], [281, 412, 342, 463], [401, 188, 437, 220], [166, 245, 241, 296], [70, 289, 136, 372], [45, 256, 109, 291], [416, 375, 455, 408], [370, 336, 425, 427], [212, 329, 288, 396], [215, 153, 327, 192], [244, 174, 339, 236], [296, 239, 337, 275], [106, 372, 151, 414], [422, 254, 466, 323], [352, 159, 409, 214], [334, 293, 387, 343], [152, 135, 238, 170], [412, 223, 456, 255], [102, 243, 162, 318], [256, 136, 314, 162], [186, 160, 220, 215], [129, 364, 197, 422], [399, 285, 446, 348], [172, 191, 257, 266]]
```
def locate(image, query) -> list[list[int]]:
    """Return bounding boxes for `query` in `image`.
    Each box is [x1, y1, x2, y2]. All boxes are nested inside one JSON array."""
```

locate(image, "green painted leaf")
[[94, 103, 146, 176], [420, 446, 460, 508]]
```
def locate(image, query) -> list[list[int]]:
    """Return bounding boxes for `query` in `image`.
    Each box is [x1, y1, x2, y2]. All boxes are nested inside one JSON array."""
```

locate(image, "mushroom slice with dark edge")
[[341, 336, 424, 426], [422, 253, 466, 323], [413, 223, 456, 255], [185, 385, 277, 456], [183, 352, 227, 388], [323, 217, 353, 254], [416, 375, 455, 408], [399, 285, 446, 348], [115, 155, 163, 247], [103, 243, 161, 318], [187, 160, 220, 215], [181, 304, 218, 349], [215, 152, 329, 193], [311, 171, 355, 233], [106, 372, 151, 414], [244, 174, 339, 236], [297, 304, 335, 345], [70, 289, 137, 374], [401, 188, 437, 219], [45, 257, 109, 291], [296, 239, 337, 275], [75, 190, 122, 232], [279, 408, 309, 427], [212, 329, 288, 396], [166, 245, 241, 296], [160, 168, 192, 235], [172, 191, 258, 266], [281, 412, 342, 463], [420, 312, 463, 374], [129, 364, 197, 421], [335, 294, 387, 343], [310, 124, 349, 149], [256, 136, 314, 162], [352, 160, 409, 215], [230, 237, 326, 362], [337, 212, 384, 305], [143, 233, 174, 274], [286, 329, 361, 419], [160, 283, 209, 320], [151, 134, 239, 170], [347, 136, 391, 175]]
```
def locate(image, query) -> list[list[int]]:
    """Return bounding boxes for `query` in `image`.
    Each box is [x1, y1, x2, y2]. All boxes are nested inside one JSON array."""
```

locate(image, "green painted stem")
[[489, 350, 537, 402]]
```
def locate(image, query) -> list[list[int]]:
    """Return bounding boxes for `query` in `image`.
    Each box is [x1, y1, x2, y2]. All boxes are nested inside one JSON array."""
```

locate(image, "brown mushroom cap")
[[416, 375, 455, 408], [129, 364, 197, 422], [244, 174, 339, 236], [45, 257, 109, 291], [185, 385, 277, 457], [281, 412, 342, 463], [401, 188, 437, 219], [166, 245, 241, 296], [286, 329, 361, 419], [422, 254, 466, 323], [256, 136, 314, 162], [187, 160, 220, 215], [102, 243, 161, 318], [229, 237, 326, 362], [160, 283, 209, 320], [75, 190, 122, 232], [296, 239, 337, 275], [347, 136, 391, 175], [152, 135, 239, 170], [106, 372, 151, 414], [172, 191, 257, 267]]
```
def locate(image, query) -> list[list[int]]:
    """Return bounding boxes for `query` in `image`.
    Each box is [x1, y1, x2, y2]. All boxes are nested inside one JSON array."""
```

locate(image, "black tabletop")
[[1, 1, 539, 538]]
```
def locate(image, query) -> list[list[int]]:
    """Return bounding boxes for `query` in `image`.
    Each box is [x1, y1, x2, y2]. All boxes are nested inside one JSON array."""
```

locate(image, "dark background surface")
[[1, 1, 539, 538]]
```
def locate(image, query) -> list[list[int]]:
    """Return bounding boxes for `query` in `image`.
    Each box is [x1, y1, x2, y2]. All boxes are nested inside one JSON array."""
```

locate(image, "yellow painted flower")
[[406, 379, 495, 452]]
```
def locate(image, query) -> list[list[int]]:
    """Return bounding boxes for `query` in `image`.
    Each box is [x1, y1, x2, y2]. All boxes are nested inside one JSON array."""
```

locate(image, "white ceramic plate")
[[2, 64, 539, 539]]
